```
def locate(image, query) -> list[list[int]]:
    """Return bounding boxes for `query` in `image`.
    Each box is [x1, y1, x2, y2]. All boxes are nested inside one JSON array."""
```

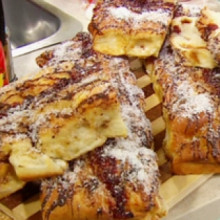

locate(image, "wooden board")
[[0, 62, 211, 220]]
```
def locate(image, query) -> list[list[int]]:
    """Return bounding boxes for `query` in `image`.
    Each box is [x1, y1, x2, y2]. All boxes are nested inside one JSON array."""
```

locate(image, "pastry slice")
[[148, 44, 220, 174], [170, 1, 217, 68], [88, 0, 176, 58], [41, 60, 166, 220], [0, 32, 128, 180], [197, 6, 220, 65]]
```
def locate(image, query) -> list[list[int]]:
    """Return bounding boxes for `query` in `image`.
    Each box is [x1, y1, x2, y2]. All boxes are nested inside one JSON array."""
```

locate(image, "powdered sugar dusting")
[[106, 146, 158, 188], [157, 43, 215, 119], [3, 133, 28, 143], [47, 40, 82, 67], [172, 81, 214, 118], [108, 7, 170, 25], [180, 1, 203, 16], [53, 41, 75, 57], [63, 160, 84, 188]]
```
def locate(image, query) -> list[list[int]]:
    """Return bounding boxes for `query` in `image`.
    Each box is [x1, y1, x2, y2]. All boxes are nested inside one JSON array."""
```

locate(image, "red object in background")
[[0, 0, 9, 86], [0, 41, 9, 86], [0, 41, 6, 73], [88, 0, 94, 3]]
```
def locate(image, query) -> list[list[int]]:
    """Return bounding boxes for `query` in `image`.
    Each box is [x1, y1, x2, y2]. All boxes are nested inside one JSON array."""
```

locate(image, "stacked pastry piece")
[[145, 0, 220, 174], [88, 0, 177, 57], [37, 32, 165, 220], [148, 43, 220, 174]]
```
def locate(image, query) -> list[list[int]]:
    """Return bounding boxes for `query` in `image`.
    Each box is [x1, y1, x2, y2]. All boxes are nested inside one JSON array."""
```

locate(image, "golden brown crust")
[[149, 43, 220, 174], [88, 0, 176, 58]]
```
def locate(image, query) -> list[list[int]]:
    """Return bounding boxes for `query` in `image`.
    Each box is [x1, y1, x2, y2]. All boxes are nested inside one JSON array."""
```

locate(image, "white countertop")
[[44, 0, 92, 31], [164, 175, 220, 220], [13, 1, 220, 219]]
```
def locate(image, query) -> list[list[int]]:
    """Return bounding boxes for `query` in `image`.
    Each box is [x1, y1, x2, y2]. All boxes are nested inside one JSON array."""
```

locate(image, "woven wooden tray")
[[0, 62, 211, 220]]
